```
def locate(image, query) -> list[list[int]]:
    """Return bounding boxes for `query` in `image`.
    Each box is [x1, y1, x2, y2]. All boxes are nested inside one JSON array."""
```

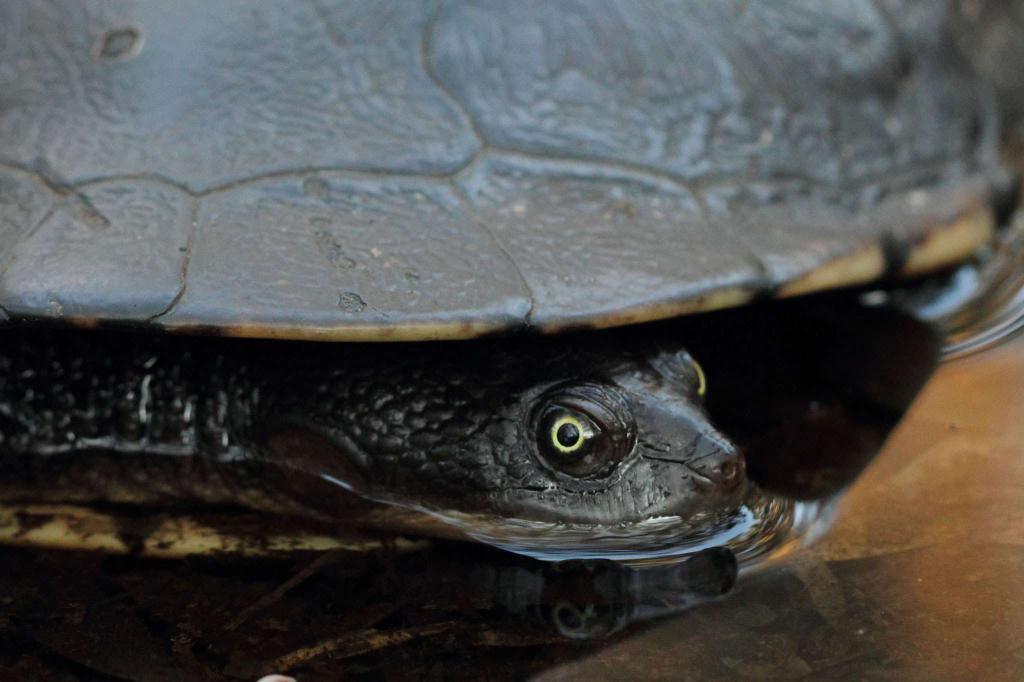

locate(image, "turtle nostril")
[[719, 458, 743, 487], [720, 461, 736, 480]]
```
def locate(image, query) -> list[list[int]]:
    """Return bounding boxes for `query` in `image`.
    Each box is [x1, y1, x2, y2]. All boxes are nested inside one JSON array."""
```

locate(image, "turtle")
[[0, 1, 1019, 557]]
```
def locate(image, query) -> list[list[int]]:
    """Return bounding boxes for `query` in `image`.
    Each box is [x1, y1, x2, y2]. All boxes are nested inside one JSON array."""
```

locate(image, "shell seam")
[[0, 203, 59, 286], [420, 1, 487, 166], [0, 150, 981, 206], [146, 197, 200, 323], [448, 180, 535, 328], [689, 184, 774, 293]]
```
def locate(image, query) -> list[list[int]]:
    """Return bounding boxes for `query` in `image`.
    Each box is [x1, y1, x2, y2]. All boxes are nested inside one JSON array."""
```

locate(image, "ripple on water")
[[319, 473, 837, 568], [891, 212, 1024, 359]]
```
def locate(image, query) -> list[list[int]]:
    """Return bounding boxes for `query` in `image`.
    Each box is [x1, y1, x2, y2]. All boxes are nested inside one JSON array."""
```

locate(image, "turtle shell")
[[0, 1, 1004, 341]]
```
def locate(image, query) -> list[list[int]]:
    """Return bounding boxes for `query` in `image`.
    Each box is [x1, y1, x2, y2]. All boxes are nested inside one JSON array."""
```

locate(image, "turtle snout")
[[688, 433, 746, 490]]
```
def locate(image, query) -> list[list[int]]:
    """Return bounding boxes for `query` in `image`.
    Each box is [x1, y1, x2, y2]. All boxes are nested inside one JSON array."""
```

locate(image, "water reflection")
[[481, 546, 737, 639], [891, 211, 1024, 359], [0, 542, 737, 679]]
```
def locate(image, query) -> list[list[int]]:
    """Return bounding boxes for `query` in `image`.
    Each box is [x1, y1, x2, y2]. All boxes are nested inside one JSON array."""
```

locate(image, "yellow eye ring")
[[693, 358, 707, 397], [549, 414, 590, 454]]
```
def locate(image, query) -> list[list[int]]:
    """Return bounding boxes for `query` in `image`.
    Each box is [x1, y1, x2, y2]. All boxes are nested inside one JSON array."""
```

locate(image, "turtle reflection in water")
[[0, 542, 736, 678], [0, 0, 1019, 559]]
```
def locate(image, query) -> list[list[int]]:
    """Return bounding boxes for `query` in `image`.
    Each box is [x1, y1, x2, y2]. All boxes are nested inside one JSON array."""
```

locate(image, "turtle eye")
[[693, 358, 707, 398], [538, 407, 604, 475], [534, 387, 634, 479], [543, 410, 597, 457]]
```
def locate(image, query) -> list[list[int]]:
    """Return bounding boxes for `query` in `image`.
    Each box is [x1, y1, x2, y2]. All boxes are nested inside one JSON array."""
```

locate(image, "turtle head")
[[489, 339, 747, 526], [263, 332, 747, 531]]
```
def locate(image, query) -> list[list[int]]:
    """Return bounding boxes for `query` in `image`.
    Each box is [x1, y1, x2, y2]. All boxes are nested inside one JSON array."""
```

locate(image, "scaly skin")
[[0, 326, 745, 527]]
